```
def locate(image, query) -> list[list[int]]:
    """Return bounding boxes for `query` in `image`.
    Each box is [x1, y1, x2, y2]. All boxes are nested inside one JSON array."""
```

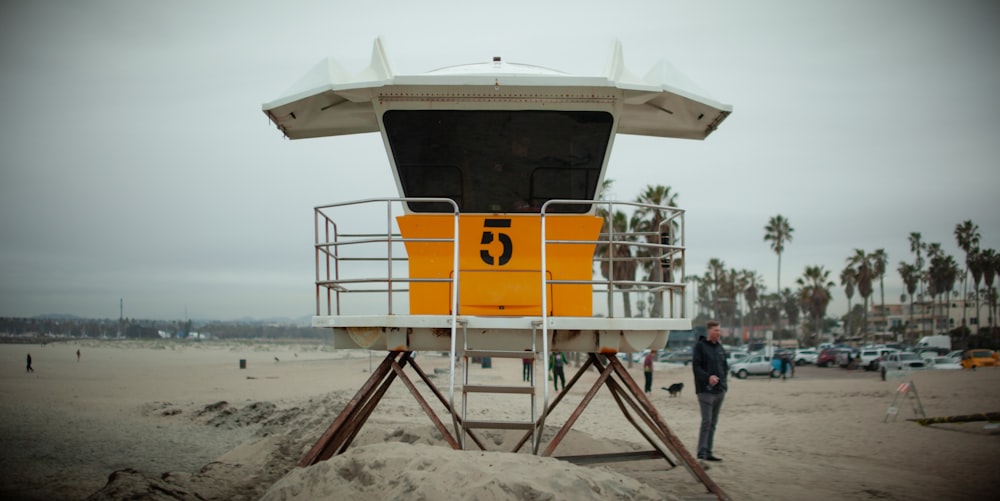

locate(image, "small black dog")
[[662, 382, 684, 397]]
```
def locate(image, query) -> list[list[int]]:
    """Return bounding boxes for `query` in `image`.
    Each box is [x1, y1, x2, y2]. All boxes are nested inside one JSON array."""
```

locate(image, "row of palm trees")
[[834, 224, 999, 344], [596, 182, 1000, 344]]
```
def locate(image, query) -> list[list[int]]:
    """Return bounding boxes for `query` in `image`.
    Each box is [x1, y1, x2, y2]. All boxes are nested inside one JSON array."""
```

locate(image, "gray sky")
[[1, 0, 998, 321]]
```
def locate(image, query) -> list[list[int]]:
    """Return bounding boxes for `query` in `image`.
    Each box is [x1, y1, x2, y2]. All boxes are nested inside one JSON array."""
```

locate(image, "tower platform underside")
[[313, 315, 689, 352]]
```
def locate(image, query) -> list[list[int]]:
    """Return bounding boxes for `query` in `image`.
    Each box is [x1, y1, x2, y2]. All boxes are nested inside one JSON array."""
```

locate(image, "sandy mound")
[[260, 442, 672, 501]]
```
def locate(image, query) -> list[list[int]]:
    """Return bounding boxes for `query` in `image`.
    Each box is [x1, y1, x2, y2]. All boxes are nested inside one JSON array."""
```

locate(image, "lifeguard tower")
[[263, 38, 732, 500]]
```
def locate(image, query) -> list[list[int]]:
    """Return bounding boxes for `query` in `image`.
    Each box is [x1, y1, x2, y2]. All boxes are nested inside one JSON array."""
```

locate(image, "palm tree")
[[704, 258, 728, 321], [925, 243, 945, 331], [686, 275, 706, 319], [632, 185, 679, 317], [846, 249, 874, 344], [781, 287, 801, 338], [898, 262, 919, 342], [742, 270, 764, 339], [596, 209, 638, 317], [969, 249, 987, 331], [760, 292, 782, 339], [954, 220, 981, 329], [796, 266, 835, 339], [925, 243, 942, 330], [908, 232, 926, 299], [871, 249, 888, 334], [926, 244, 960, 333], [839, 267, 856, 338], [722, 268, 741, 329], [981, 249, 998, 328], [764, 215, 794, 294]]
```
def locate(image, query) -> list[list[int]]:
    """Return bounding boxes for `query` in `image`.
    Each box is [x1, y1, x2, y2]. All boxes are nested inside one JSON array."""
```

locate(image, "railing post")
[[386, 201, 393, 315], [539, 205, 550, 450]]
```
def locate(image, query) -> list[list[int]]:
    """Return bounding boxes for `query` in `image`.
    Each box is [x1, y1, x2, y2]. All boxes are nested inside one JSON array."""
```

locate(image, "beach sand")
[[1, 340, 998, 500]]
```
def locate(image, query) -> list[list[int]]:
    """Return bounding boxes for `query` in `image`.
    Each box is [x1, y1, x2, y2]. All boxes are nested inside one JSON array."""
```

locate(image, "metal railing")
[[313, 198, 686, 320], [581, 199, 687, 320], [314, 197, 460, 317]]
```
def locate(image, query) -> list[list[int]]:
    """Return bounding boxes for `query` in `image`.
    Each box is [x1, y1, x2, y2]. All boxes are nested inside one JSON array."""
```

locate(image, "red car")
[[817, 347, 854, 368], [816, 348, 839, 368]]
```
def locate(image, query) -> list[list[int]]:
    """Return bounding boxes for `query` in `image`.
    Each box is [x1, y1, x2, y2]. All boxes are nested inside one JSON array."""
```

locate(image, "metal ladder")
[[458, 324, 542, 453]]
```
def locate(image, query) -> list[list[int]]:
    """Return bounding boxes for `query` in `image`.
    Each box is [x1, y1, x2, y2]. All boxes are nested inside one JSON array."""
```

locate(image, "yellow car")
[[960, 349, 999, 369]]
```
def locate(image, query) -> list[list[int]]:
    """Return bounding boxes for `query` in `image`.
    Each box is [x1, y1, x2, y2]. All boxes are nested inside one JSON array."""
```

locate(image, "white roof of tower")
[[263, 37, 731, 140]]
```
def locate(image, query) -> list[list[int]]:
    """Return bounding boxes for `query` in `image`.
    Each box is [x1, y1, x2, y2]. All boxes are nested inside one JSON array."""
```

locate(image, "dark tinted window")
[[383, 110, 612, 213]]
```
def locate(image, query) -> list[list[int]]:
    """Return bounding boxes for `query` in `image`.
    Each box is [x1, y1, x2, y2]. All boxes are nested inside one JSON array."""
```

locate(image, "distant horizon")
[[2, 312, 315, 325]]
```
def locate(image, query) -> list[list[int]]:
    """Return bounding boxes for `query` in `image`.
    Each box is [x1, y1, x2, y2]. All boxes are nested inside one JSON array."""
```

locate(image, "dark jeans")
[[644, 371, 652, 393], [697, 391, 726, 458], [552, 366, 565, 390], [523, 361, 531, 381]]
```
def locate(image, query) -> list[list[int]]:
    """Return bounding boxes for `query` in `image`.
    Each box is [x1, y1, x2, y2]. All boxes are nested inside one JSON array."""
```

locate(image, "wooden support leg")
[[540, 356, 615, 457], [299, 351, 489, 467], [589, 356, 676, 467], [318, 353, 405, 461], [389, 355, 461, 450], [405, 355, 488, 451], [604, 355, 732, 501], [298, 351, 400, 466]]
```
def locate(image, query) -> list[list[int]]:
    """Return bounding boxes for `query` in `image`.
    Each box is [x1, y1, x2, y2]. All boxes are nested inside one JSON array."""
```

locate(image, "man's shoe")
[[704, 455, 722, 462]]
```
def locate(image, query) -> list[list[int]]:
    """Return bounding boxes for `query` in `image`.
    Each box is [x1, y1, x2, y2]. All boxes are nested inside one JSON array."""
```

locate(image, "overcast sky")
[[2, 0, 998, 322]]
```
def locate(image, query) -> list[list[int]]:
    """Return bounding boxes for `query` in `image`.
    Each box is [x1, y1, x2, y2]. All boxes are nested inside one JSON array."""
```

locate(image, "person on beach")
[[643, 351, 654, 394], [692, 320, 727, 462], [26, 353, 34, 373], [550, 352, 567, 391], [77, 349, 81, 362], [522, 354, 533, 382]]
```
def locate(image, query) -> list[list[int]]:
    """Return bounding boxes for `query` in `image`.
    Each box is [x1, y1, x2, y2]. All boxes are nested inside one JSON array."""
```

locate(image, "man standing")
[[692, 320, 727, 462], [26, 353, 34, 373]]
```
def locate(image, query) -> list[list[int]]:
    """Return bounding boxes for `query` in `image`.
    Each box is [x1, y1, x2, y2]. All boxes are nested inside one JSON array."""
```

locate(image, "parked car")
[[817, 348, 847, 368], [660, 350, 693, 366], [835, 348, 859, 368], [857, 348, 899, 372], [793, 348, 819, 365], [928, 356, 962, 370], [960, 349, 999, 370], [880, 351, 929, 380], [726, 352, 749, 365], [730, 354, 779, 379]]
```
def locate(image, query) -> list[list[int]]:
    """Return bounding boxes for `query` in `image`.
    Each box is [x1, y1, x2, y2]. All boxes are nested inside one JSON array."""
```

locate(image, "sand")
[[1, 339, 999, 501]]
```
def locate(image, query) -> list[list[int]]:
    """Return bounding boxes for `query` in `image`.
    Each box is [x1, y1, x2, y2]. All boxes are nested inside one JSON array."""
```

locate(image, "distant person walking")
[[550, 352, 567, 391], [26, 353, 34, 373], [643, 351, 654, 394], [77, 349, 81, 362], [780, 353, 789, 380]]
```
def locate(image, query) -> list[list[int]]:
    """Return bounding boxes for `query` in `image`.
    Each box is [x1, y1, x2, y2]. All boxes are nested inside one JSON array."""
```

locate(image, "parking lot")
[[757, 363, 888, 381]]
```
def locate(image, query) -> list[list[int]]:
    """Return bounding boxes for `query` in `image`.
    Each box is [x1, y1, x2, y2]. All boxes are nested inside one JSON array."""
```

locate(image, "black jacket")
[[692, 335, 728, 394]]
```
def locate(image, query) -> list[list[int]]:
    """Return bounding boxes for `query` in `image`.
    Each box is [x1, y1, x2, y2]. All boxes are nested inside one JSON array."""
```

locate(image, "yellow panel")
[[398, 214, 601, 316], [459, 271, 548, 316]]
